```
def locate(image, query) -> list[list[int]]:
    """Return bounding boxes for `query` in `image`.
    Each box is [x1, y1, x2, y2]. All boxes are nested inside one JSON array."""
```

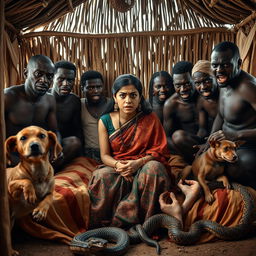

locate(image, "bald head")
[[24, 55, 55, 96]]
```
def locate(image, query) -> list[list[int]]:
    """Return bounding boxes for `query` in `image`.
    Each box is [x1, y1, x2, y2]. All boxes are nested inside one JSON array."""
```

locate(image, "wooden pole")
[[0, 0, 12, 255]]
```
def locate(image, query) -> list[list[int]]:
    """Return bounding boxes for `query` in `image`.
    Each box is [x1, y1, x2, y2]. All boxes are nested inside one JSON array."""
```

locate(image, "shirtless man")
[[4, 55, 58, 166], [51, 61, 83, 170], [163, 61, 202, 163], [80, 70, 109, 162], [192, 60, 219, 138], [148, 71, 174, 123], [209, 41, 256, 189]]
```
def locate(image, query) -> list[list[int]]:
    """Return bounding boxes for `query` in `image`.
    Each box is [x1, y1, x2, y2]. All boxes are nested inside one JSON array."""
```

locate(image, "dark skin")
[[81, 78, 108, 118], [51, 67, 83, 170], [152, 76, 173, 123], [163, 72, 201, 163], [209, 48, 256, 189], [52, 68, 82, 140], [5, 57, 58, 166], [192, 72, 219, 138]]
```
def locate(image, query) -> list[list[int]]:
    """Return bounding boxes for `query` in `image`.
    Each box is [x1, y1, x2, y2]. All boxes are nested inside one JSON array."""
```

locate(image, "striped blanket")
[[19, 156, 97, 244], [18, 156, 256, 244]]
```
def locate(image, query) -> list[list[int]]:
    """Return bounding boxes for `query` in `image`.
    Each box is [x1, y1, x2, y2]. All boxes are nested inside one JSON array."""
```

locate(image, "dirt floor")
[[13, 226, 256, 256]]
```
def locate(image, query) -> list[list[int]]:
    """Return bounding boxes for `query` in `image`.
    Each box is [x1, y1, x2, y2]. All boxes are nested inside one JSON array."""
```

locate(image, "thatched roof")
[[5, 0, 256, 34]]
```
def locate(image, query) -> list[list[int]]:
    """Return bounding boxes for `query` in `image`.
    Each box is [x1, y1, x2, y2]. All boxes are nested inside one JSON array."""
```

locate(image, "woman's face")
[[114, 84, 141, 115]]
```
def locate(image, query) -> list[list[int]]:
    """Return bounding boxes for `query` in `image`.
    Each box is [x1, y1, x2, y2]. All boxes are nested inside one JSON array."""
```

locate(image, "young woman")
[[89, 74, 172, 228]]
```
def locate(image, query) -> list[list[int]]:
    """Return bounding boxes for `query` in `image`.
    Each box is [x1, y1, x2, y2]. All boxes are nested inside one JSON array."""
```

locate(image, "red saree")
[[110, 112, 170, 163], [89, 112, 172, 228]]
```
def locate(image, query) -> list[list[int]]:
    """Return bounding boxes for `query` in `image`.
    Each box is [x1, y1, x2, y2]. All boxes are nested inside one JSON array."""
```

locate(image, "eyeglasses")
[[194, 78, 212, 87]]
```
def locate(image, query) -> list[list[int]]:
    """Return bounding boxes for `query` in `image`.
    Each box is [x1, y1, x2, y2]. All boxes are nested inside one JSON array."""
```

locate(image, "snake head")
[[85, 237, 108, 248]]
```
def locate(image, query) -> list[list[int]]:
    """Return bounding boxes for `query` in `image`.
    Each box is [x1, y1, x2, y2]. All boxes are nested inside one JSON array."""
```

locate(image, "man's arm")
[[234, 81, 256, 141], [47, 94, 61, 141], [71, 96, 83, 142], [163, 97, 177, 149], [196, 98, 208, 139]]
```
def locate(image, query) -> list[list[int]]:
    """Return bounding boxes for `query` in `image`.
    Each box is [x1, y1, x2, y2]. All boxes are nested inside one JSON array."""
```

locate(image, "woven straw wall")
[[20, 28, 235, 98]]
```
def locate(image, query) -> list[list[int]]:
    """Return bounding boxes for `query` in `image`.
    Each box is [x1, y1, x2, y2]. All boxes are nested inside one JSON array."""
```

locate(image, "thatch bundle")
[[109, 0, 135, 13]]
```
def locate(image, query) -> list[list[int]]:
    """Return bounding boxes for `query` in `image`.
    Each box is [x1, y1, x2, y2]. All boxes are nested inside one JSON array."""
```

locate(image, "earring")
[[137, 104, 141, 112], [114, 103, 119, 111]]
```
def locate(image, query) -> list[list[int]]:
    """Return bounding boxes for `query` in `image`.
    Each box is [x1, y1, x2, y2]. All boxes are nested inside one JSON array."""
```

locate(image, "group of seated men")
[[4, 41, 256, 190]]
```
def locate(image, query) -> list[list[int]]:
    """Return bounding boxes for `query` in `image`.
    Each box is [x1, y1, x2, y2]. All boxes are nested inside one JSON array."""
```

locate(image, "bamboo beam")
[[0, 0, 12, 255], [235, 11, 256, 30], [21, 27, 233, 39]]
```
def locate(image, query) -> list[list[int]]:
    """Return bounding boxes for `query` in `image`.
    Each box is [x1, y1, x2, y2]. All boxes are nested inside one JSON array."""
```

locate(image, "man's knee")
[[172, 130, 186, 145]]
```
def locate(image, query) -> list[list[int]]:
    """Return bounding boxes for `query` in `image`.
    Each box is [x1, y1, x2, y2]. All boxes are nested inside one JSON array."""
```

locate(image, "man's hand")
[[177, 179, 200, 198], [208, 130, 237, 142], [159, 191, 183, 224]]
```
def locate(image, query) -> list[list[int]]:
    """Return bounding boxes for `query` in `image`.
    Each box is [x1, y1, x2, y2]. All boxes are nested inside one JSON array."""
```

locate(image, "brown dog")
[[5, 126, 62, 255], [181, 140, 244, 204]]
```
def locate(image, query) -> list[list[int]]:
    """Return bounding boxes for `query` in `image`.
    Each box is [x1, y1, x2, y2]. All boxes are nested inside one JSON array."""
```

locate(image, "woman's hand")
[[115, 159, 141, 177]]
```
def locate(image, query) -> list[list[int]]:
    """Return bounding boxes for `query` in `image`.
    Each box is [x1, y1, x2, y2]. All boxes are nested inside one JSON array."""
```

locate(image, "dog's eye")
[[20, 136, 27, 141], [223, 147, 229, 152], [38, 133, 46, 139]]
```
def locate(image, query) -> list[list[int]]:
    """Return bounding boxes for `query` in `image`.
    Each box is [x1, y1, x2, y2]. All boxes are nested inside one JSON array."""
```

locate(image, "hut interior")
[[1, 1, 256, 255]]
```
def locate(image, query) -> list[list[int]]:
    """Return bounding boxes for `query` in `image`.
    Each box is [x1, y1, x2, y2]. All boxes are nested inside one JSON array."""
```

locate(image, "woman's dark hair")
[[103, 74, 152, 115], [148, 71, 174, 106]]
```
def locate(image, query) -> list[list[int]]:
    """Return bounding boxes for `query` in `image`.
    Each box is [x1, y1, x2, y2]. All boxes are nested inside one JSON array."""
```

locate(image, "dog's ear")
[[5, 136, 17, 165], [235, 140, 246, 148], [48, 131, 63, 160], [209, 140, 220, 148]]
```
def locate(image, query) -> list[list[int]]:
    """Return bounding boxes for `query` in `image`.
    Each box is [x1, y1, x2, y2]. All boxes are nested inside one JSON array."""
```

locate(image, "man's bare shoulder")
[[164, 93, 179, 109], [239, 71, 256, 92], [4, 85, 24, 96]]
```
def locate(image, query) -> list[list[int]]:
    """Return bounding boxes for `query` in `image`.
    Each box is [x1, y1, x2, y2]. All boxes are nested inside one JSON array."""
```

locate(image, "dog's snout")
[[30, 142, 40, 152], [232, 155, 238, 161]]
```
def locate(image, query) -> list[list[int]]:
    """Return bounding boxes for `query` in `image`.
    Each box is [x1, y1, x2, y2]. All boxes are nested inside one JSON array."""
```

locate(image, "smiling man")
[[148, 71, 174, 123], [51, 60, 83, 170], [192, 60, 219, 138], [209, 41, 256, 189], [4, 55, 59, 166], [163, 61, 203, 163]]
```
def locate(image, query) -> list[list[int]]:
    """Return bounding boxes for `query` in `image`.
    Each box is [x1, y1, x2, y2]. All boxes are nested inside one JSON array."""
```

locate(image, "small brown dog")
[[181, 139, 244, 204], [5, 126, 62, 255]]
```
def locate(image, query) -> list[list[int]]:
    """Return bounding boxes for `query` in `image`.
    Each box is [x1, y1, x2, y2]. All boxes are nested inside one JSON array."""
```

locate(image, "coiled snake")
[[70, 183, 255, 255]]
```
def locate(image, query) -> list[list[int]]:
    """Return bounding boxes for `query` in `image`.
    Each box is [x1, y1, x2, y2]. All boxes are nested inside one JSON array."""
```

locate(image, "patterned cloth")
[[89, 111, 172, 228], [89, 161, 170, 228], [18, 157, 97, 244]]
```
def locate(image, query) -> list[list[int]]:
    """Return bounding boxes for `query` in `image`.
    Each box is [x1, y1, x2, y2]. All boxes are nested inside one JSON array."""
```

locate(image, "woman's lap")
[[89, 160, 171, 228]]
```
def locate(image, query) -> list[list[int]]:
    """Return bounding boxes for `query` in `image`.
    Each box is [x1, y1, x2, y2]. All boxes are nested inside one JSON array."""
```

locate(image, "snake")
[[70, 182, 255, 255]]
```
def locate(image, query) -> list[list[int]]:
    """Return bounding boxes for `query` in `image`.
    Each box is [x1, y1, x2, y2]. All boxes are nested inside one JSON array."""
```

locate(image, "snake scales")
[[70, 183, 255, 255]]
